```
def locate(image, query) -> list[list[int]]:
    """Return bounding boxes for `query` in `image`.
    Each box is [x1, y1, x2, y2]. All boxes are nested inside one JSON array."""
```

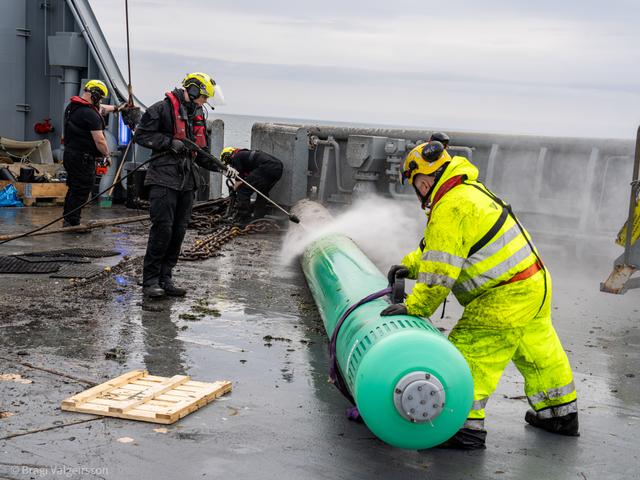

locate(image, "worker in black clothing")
[[220, 147, 283, 226], [134, 72, 228, 299], [62, 79, 117, 227], [430, 131, 450, 148]]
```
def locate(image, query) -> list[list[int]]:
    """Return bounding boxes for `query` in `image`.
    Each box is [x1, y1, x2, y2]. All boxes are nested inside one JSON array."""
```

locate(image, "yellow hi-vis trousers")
[[448, 269, 577, 430]]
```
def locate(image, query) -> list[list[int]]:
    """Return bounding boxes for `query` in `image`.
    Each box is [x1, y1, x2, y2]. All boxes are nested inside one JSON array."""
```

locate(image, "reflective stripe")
[[417, 272, 456, 289], [466, 224, 520, 266], [528, 381, 576, 406], [536, 401, 578, 419], [471, 397, 489, 411], [421, 250, 465, 269], [463, 418, 485, 430], [454, 243, 533, 295]]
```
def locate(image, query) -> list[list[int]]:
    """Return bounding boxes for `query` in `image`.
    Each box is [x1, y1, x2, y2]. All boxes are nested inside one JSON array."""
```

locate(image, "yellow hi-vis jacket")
[[402, 155, 540, 318]]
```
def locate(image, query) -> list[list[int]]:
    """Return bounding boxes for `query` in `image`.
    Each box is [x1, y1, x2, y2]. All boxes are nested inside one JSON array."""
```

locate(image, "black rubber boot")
[[525, 409, 580, 436], [231, 210, 252, 228], [253, 196, 269, 219], [436, 428, 487, 450], [160, 279, 187, 297], [62, 220, 90, 233], [143, 283, 165, 298]]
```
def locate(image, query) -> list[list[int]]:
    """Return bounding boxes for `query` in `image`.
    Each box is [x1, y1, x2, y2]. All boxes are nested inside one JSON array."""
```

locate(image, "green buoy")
[[301, 233, 474, 449]]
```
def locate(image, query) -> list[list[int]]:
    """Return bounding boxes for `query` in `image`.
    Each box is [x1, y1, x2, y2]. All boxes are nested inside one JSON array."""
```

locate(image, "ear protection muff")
[[186, 83, 201, 101], [421, 141, 445, 162], [401, 160, 419, 184], [88, 88, 104, 107]]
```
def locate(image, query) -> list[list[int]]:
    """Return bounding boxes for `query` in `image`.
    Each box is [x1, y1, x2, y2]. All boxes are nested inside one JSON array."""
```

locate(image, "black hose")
[[0, 150, 166, 246]]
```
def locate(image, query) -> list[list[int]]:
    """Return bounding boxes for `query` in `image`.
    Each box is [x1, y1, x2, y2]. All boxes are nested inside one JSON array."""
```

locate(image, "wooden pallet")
[[61, 370, 232, 424], [0, 180, 67, 206], [22, 196, 65, 206]]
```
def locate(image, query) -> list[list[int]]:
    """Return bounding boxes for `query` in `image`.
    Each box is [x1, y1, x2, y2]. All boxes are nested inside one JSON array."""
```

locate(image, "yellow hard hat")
[[220, 147, 238, 164], [182, 72, 225, 107], [402, 141, 451, 185], [84, 79, 108, 98]]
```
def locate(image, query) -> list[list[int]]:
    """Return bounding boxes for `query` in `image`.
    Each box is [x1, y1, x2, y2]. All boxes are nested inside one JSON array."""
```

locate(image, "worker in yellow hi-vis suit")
[[382, 138, 578, 450]]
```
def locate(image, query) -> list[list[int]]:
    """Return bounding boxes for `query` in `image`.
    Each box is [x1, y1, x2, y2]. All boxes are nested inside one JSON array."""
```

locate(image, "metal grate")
[[0, 256, 60, 274], [24, 248, 120, 258], [15, 255, 90, 264], [50, 264, 105, 279]]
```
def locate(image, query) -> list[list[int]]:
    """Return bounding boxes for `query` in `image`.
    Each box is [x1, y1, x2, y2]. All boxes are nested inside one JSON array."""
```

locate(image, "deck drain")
[[24, 248, 120, 258], [0, 256, 60, 274], [15, 255, 90, 264], [50, 264, 105, 279]]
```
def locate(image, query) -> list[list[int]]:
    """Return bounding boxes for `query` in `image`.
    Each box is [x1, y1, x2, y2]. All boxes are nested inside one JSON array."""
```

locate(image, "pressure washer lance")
[[181, 138, 301, 224]]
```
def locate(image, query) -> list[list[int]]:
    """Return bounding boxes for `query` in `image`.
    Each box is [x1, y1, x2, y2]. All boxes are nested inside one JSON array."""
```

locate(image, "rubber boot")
[[525, 409, 580, 436], [160, 278, 187, 297], [436, 428, 487, 450], [253, 196, 269, 219], [232, 203, 252, 228], [143, 283, 165, 298]]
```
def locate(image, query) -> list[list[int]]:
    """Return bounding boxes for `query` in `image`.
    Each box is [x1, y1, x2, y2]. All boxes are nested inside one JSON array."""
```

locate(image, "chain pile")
[[180, 219, 280, 261], [189, 197, 232, 232]]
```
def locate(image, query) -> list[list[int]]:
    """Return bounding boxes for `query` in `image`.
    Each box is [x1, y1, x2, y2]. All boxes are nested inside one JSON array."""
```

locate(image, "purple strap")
[[346, 405, 363, 423], [328, 287, 392, 406]]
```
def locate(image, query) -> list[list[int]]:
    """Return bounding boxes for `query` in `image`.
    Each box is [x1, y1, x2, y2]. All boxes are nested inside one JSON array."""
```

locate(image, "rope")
[[124, 0, 133, 106], [0, 143, 39, 163]]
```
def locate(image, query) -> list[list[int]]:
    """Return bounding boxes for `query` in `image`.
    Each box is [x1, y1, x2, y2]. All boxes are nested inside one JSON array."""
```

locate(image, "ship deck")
[[0, 204, 638, 480]]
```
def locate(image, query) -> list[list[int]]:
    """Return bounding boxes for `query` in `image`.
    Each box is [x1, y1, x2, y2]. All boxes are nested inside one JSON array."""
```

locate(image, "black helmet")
[[429, 132, 450, 148], [421, 140, 445, 163]]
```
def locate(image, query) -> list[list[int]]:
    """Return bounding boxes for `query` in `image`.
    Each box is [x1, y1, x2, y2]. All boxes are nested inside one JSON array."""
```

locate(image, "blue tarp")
[[0, 184, 23, 207]]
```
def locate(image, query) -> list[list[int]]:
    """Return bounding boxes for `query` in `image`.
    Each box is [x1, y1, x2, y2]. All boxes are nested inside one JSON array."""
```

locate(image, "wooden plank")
[[131, 379, 166, 387], [83, 403, 161, 422], [155, 381, 231, 421], [155, 392, 196, 402], [28, 183, 68, 197], [107, 375, 190, 414], [108, 384, 148, 394], [143, 375, 171, 382], [61, 370, 147, 409]]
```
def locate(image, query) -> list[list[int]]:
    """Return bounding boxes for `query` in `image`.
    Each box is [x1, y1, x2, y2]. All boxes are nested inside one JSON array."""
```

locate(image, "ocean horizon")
[[209, 112, 439, 150]]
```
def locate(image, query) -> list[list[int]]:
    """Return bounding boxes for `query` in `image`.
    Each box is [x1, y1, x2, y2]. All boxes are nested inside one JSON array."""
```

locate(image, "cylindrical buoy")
[[294, 201, 474, 449]]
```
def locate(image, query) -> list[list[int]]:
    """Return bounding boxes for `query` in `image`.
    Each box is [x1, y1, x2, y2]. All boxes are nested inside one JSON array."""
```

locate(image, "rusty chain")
[[60, 198, 279, 292], [180, 217, 280, 261]]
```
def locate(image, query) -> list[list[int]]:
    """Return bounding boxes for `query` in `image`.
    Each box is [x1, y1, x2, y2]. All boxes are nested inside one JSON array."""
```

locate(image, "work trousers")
[[236, 163, 283, 218], [62, 149, 96, 225], [142, 186, 194, 286], [448, 269, 577, 431]]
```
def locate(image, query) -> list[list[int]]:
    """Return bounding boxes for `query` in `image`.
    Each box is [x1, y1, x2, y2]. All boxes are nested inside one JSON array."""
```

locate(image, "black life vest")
[[62, 96, 105, 144]]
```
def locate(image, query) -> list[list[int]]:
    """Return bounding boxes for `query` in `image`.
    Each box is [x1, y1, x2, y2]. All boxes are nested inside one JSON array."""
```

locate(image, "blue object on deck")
[[0, 184, 23, 207]]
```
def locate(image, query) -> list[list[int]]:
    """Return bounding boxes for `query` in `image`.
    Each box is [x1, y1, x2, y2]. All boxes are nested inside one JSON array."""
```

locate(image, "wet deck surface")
[[0, 205, 639, 479]]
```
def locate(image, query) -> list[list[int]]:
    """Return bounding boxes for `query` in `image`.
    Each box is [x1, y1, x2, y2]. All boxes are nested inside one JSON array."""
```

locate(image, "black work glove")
[[120, 105, 142, 129], [380, 304, 408, 316], [387, 264, 410, 286], [171, 139, 185, 153]]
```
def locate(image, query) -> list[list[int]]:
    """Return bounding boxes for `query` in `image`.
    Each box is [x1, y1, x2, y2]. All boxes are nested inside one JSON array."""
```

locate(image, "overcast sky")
[[89, 0, 640, 138]]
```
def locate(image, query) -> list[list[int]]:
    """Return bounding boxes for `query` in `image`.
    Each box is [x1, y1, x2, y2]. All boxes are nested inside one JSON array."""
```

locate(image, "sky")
[[89, 0, 640, 139]]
